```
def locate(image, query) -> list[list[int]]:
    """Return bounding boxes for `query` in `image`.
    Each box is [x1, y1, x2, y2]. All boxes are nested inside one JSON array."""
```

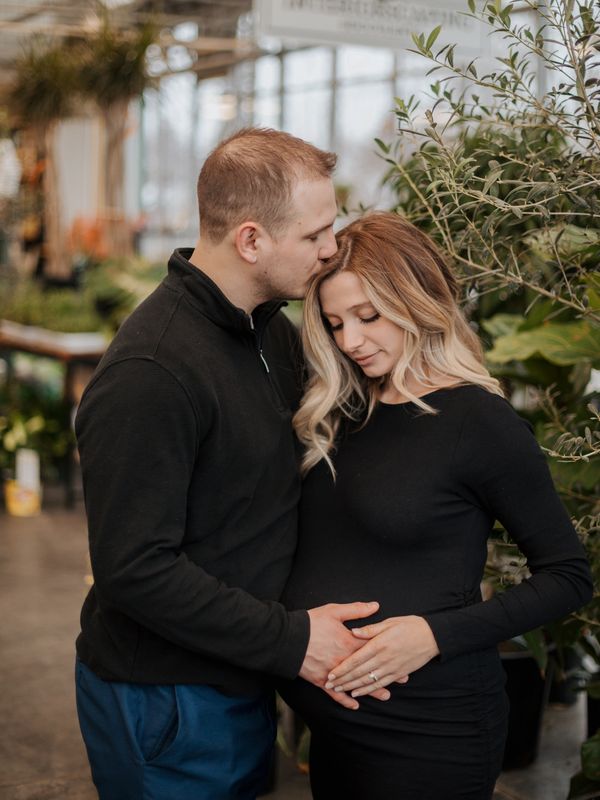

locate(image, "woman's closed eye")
[[361, 313, 381, 325], [329, 313, 381, 332]]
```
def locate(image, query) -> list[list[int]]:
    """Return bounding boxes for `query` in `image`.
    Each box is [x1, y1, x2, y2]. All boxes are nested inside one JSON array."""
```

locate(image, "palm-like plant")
[[78, 18, 156, 256], [7, 42, 77, 278]]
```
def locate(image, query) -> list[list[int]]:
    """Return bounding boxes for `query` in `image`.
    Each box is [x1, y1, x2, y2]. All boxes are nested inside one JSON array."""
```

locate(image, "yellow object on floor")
[[4, 479, 42, 516]]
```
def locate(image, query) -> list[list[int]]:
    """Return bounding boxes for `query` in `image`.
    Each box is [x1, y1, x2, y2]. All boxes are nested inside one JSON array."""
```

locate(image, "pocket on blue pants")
[[136, 684, 181, 764]]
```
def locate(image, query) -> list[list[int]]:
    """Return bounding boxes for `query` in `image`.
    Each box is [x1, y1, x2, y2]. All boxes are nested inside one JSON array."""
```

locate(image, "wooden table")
[[0, 320, 108, 506]]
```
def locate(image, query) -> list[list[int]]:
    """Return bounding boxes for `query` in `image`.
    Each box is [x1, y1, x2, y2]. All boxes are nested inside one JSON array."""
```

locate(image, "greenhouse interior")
[[0, 0, 599, 799]]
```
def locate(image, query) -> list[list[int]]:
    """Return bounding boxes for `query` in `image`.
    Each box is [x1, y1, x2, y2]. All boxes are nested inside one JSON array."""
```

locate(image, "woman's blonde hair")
[[293, 211, 503, 476]]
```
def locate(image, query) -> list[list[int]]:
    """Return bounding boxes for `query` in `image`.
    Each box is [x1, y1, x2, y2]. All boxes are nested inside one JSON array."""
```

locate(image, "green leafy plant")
[[0, 257, 165, 334], [0, 363, 73, 481], [376, 0, 599, 792]]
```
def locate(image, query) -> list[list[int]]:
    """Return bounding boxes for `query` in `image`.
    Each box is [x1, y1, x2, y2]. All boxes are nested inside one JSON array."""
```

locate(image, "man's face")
[[259, 177, 338, 300]]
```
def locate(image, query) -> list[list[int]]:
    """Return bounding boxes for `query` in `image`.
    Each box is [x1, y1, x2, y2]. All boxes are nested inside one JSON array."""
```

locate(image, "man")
[[75, 128, 387, 800]]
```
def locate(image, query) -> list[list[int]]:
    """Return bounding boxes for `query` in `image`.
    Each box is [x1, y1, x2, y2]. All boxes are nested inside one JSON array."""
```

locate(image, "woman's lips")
[[354, 352, 379, 365]]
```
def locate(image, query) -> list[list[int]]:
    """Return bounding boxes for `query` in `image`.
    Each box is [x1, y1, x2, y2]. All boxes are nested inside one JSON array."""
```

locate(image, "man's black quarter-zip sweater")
[[75, 248, 310, 694]]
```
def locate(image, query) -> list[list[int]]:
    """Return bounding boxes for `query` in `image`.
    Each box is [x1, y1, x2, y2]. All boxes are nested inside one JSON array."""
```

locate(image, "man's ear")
[[234, 221, 262, 264]]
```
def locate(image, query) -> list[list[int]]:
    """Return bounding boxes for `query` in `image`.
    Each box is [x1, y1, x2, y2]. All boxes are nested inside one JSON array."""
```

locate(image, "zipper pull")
[[259, 350, 270, 373], [248, 313, 254, 331]]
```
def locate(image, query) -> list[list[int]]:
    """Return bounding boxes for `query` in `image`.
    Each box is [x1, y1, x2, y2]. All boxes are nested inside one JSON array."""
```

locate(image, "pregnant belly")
[[279, 650, 507, 756], [279, 646, 505, 742]]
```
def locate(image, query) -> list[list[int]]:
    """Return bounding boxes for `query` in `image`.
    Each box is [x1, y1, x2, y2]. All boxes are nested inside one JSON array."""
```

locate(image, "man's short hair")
[[197, 127, 337, 244]]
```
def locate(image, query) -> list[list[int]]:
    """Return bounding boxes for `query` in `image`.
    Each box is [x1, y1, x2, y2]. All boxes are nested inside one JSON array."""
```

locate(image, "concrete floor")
[[0, 495, 590, 800]]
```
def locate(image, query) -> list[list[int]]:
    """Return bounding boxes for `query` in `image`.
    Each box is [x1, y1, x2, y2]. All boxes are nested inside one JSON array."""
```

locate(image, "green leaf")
[[482, 168, 503, 194], [487, 322, 600, 366], [481, 313, 525, 338], [588, 288, 600, 311], [426, 25, 442, 51], [468, 0, 476, 11], [583, 732, 600, 781], [550, 457, 600, 493], [569, 770, 600, 799], [526, 226, 600, 260], [586, 273, 600, 311], [522, 628, 547, 673], [374, 138, 390, 154]]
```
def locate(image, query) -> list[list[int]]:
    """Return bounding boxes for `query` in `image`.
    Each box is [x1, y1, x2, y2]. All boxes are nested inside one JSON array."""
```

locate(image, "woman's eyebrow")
[[321, 302, 374, 316]]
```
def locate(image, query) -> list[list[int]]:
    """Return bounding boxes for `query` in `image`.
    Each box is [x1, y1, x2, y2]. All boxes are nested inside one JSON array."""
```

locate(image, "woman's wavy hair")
[[293, 211, 503, 477]]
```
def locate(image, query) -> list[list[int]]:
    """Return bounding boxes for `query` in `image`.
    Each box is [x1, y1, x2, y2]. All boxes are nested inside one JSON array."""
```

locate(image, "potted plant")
[[0, 359, 74, 508]]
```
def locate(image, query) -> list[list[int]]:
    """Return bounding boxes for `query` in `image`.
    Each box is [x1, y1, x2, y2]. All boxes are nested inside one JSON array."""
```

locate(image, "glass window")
[[196, 77, 231, 157], [284, 86, 331, 150], [337, 46, 394, 81], [335, 81, 396, 208], [255, 55, 281, 94], [284, 47, 333, 89], [336, 81, 394, 144], [253, 94, 281, 129], [159, 74, 196, 143]]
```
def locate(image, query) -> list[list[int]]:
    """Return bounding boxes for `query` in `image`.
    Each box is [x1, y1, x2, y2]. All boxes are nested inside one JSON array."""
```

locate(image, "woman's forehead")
[[319, 272, 372, 312]]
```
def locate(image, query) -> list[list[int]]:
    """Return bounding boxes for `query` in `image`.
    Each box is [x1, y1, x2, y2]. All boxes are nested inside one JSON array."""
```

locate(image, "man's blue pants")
[[75, 659, 276, 800]]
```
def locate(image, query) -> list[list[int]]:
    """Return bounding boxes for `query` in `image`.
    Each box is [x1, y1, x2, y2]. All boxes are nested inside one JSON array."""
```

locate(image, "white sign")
[[16, 449, 40, 491], [255, 0, 485, 52]]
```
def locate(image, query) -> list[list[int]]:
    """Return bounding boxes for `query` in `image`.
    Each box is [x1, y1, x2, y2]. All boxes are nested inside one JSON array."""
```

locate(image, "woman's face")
[[319, 271, 405, 378]]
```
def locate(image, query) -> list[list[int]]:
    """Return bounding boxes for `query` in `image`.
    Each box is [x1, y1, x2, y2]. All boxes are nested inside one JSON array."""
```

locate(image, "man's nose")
[[320, 230, 337, 261]]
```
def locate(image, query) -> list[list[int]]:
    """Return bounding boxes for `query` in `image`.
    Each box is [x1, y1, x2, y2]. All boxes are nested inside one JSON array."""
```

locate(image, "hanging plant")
[[77, 18, 157, 256], [7, 41, 78, 279]]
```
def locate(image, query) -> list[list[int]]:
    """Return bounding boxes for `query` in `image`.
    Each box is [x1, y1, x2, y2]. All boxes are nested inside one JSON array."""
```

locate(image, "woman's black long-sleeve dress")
[[280, 386, 593, 800]]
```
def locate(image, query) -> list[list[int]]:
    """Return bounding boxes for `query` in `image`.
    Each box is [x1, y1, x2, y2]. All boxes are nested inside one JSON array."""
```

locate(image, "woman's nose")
[[339, 324, 364, 353]]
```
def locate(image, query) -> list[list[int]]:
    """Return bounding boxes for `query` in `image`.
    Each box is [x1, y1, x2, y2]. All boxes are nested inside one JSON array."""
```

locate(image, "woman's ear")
[[234, 221, 260, 264]]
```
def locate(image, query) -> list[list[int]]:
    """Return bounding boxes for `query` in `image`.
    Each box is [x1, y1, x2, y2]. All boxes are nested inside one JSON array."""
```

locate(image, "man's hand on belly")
[[299, 602, 391, 710]]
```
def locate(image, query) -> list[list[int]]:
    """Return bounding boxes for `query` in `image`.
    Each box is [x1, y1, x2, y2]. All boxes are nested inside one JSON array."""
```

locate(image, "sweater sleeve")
[[76, 357, 309, 679], [423, 392, 593, 661]]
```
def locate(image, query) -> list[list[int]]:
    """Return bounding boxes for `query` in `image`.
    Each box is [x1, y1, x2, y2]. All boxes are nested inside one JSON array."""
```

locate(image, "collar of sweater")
[[166, 248, 286, 335]]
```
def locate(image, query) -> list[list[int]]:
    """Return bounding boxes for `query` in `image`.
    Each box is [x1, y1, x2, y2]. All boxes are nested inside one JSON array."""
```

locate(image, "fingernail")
[[325, 682, 333, 689], [328, 673, 336, 681], [334, 686, 344, 692]]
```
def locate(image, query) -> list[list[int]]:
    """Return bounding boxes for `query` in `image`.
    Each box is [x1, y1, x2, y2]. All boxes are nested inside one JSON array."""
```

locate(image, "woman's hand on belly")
[[325, 615, 440, 698]]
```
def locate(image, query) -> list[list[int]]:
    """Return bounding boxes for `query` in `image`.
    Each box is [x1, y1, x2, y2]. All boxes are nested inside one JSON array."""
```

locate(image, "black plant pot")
[[588, 695, 600, 739], [549, 647, 581, 706], [587, 683, 600, 739], [501, 647, 554, 770]]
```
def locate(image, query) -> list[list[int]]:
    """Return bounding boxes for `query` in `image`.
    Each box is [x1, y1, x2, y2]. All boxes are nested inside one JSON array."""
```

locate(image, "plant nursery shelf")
[[0, 320, 108, 506]]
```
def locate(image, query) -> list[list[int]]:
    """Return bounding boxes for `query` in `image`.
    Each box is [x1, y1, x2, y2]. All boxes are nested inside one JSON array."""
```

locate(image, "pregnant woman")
[[280, 211, 593, 799]]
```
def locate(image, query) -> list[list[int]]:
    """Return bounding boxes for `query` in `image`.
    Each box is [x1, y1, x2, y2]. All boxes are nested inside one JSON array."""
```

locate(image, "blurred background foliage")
[[0, 257, 165, 334]]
